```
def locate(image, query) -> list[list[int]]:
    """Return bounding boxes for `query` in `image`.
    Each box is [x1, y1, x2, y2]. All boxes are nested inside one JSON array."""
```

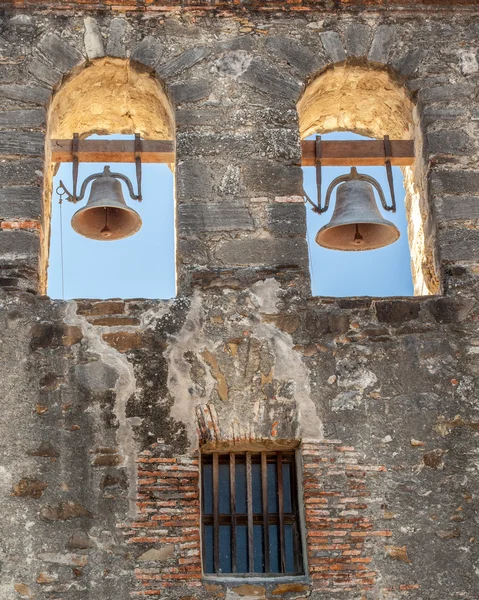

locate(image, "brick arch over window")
[[41, 57, 174, 294], [297, 64, 439, 296]]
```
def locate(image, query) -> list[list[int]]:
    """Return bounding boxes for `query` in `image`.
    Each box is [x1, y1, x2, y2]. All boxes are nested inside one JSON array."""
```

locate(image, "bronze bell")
[[316, 168, 400, 251], [71, 166, 142, 241]]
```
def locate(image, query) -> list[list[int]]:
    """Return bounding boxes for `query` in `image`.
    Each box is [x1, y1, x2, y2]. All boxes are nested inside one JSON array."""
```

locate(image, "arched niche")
[[297, 64, 439, 296], [41, 57, 174, 295]]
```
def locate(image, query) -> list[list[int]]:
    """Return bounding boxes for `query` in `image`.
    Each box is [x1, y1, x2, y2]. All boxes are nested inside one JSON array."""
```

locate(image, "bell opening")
[[71, 206, 142, 241], [316, 221, 400, 251]]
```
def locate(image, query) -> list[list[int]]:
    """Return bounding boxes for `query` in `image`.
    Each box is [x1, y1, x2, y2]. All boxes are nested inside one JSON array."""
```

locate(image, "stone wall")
[[0, 3, 478, 600]]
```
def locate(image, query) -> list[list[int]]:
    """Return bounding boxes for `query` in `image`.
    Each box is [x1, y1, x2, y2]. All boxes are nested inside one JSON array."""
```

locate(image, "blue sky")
[[48, 132, 413, 300]]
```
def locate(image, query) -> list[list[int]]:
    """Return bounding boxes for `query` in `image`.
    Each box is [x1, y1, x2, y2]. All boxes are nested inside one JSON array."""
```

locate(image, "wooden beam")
[[50, 138, 414, 167], [301, 139, 415, 167], [50, 139, 175, 164]]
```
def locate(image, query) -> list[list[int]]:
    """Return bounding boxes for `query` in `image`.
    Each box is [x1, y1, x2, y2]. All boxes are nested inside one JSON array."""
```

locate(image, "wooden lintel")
[[301, 139, 415, 167], [50, 139, 175, 164]]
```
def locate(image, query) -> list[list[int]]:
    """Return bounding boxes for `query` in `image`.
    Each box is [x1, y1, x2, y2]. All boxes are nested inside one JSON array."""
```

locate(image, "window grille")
[[201, 451, 304, 576]]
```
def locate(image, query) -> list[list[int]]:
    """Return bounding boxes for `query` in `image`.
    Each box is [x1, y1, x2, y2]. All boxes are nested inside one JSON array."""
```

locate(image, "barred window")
[[201, 451, 304, 576]]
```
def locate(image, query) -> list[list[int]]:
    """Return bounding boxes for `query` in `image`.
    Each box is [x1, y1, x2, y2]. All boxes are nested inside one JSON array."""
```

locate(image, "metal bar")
[[261, 452, 270, 574], [246, 452, 254, 573], [51, 138, 176, 164], [201, 457, 209, 575], [301, 139, 415, 167], [383, 135, 397, 212], [134, 133, 142, 201], [290, 455, 302, 574], [314, 134, 322, 214], [276, 452, 286, 573], [213, 453, 220, 573], [230, 454, 237, 573], [72, 133, 79, 200]]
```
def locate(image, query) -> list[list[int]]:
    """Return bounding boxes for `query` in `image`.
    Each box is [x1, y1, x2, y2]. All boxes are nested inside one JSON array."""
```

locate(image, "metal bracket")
[[57, 133, 81, 203], [314, 135, 323, 213], [383, 135, 397, 213], [135, 133, 143, 202], [57, 134, 144, 204], [70, 133, 80, 202], [304, 134, 326, 214], [324, 166, 389, 212]]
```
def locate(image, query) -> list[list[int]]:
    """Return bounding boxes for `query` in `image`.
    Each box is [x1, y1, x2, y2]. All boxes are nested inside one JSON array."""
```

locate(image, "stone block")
[[177, 131, 257, 158], [264, 36, 325, 76], [66, 532, 95, 550], [177, 159, 214, 201], [76, 300, 126, 316], [344, 23, 372, 57], [131, 35, 164, 69], [178, 204, 253, 233], [138, 545, 174, 561], [0, 84, 50, 105], [243, 161, 303, 196], [89, 316, 140, 326], [427, 297, 475, 323], [368, 24, 397, 63], [36, 33, 83, 74], [176, 108, 220, 127], [0, 62, 24, 84], [263, 128, 301, 161], [267, 204, 306, 234], [393, 49, 424, 76], [107, 18, 129, 58], [430, 170, 479, 195], [0, 132, 44, 156], [0, 186, 41, 219], [215, 237, 308, 268], [0, 159, 43, 185], [421, 83, 474, 103], [320, 31, 346, 63], [216, 50, 252, 79], [30, 323, 83, 350], [423, 106, 468, 124], [156, 47, 211, 79], [239, 58, 301, 100], [170, 79, 211, 104], [219, 165, 241, 196], [37, 552, 88, 567], [0, 109, 45, 128], [102, 331, 146, 353], [435, 195, 479, 222], [27, 57, 61, 87], [84, 17, 105, 60], [12, 477, 48, 498], [0, 229, 39, 267], [40, 502, 92, 521], [75, 361, 119, 393], [427, 130, 473, 155], [177, 237, 209, 266], [375, 299, 421, 323], [438, 228, 479, 262]]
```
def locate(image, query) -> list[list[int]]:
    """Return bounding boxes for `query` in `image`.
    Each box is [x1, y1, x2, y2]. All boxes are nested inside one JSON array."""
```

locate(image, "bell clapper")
[[353, 223, 364, 246], [100, 207, 112, 238]]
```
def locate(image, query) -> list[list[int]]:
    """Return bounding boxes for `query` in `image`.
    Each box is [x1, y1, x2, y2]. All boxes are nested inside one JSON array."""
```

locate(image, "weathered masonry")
[[0, 1, 478, 599]]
